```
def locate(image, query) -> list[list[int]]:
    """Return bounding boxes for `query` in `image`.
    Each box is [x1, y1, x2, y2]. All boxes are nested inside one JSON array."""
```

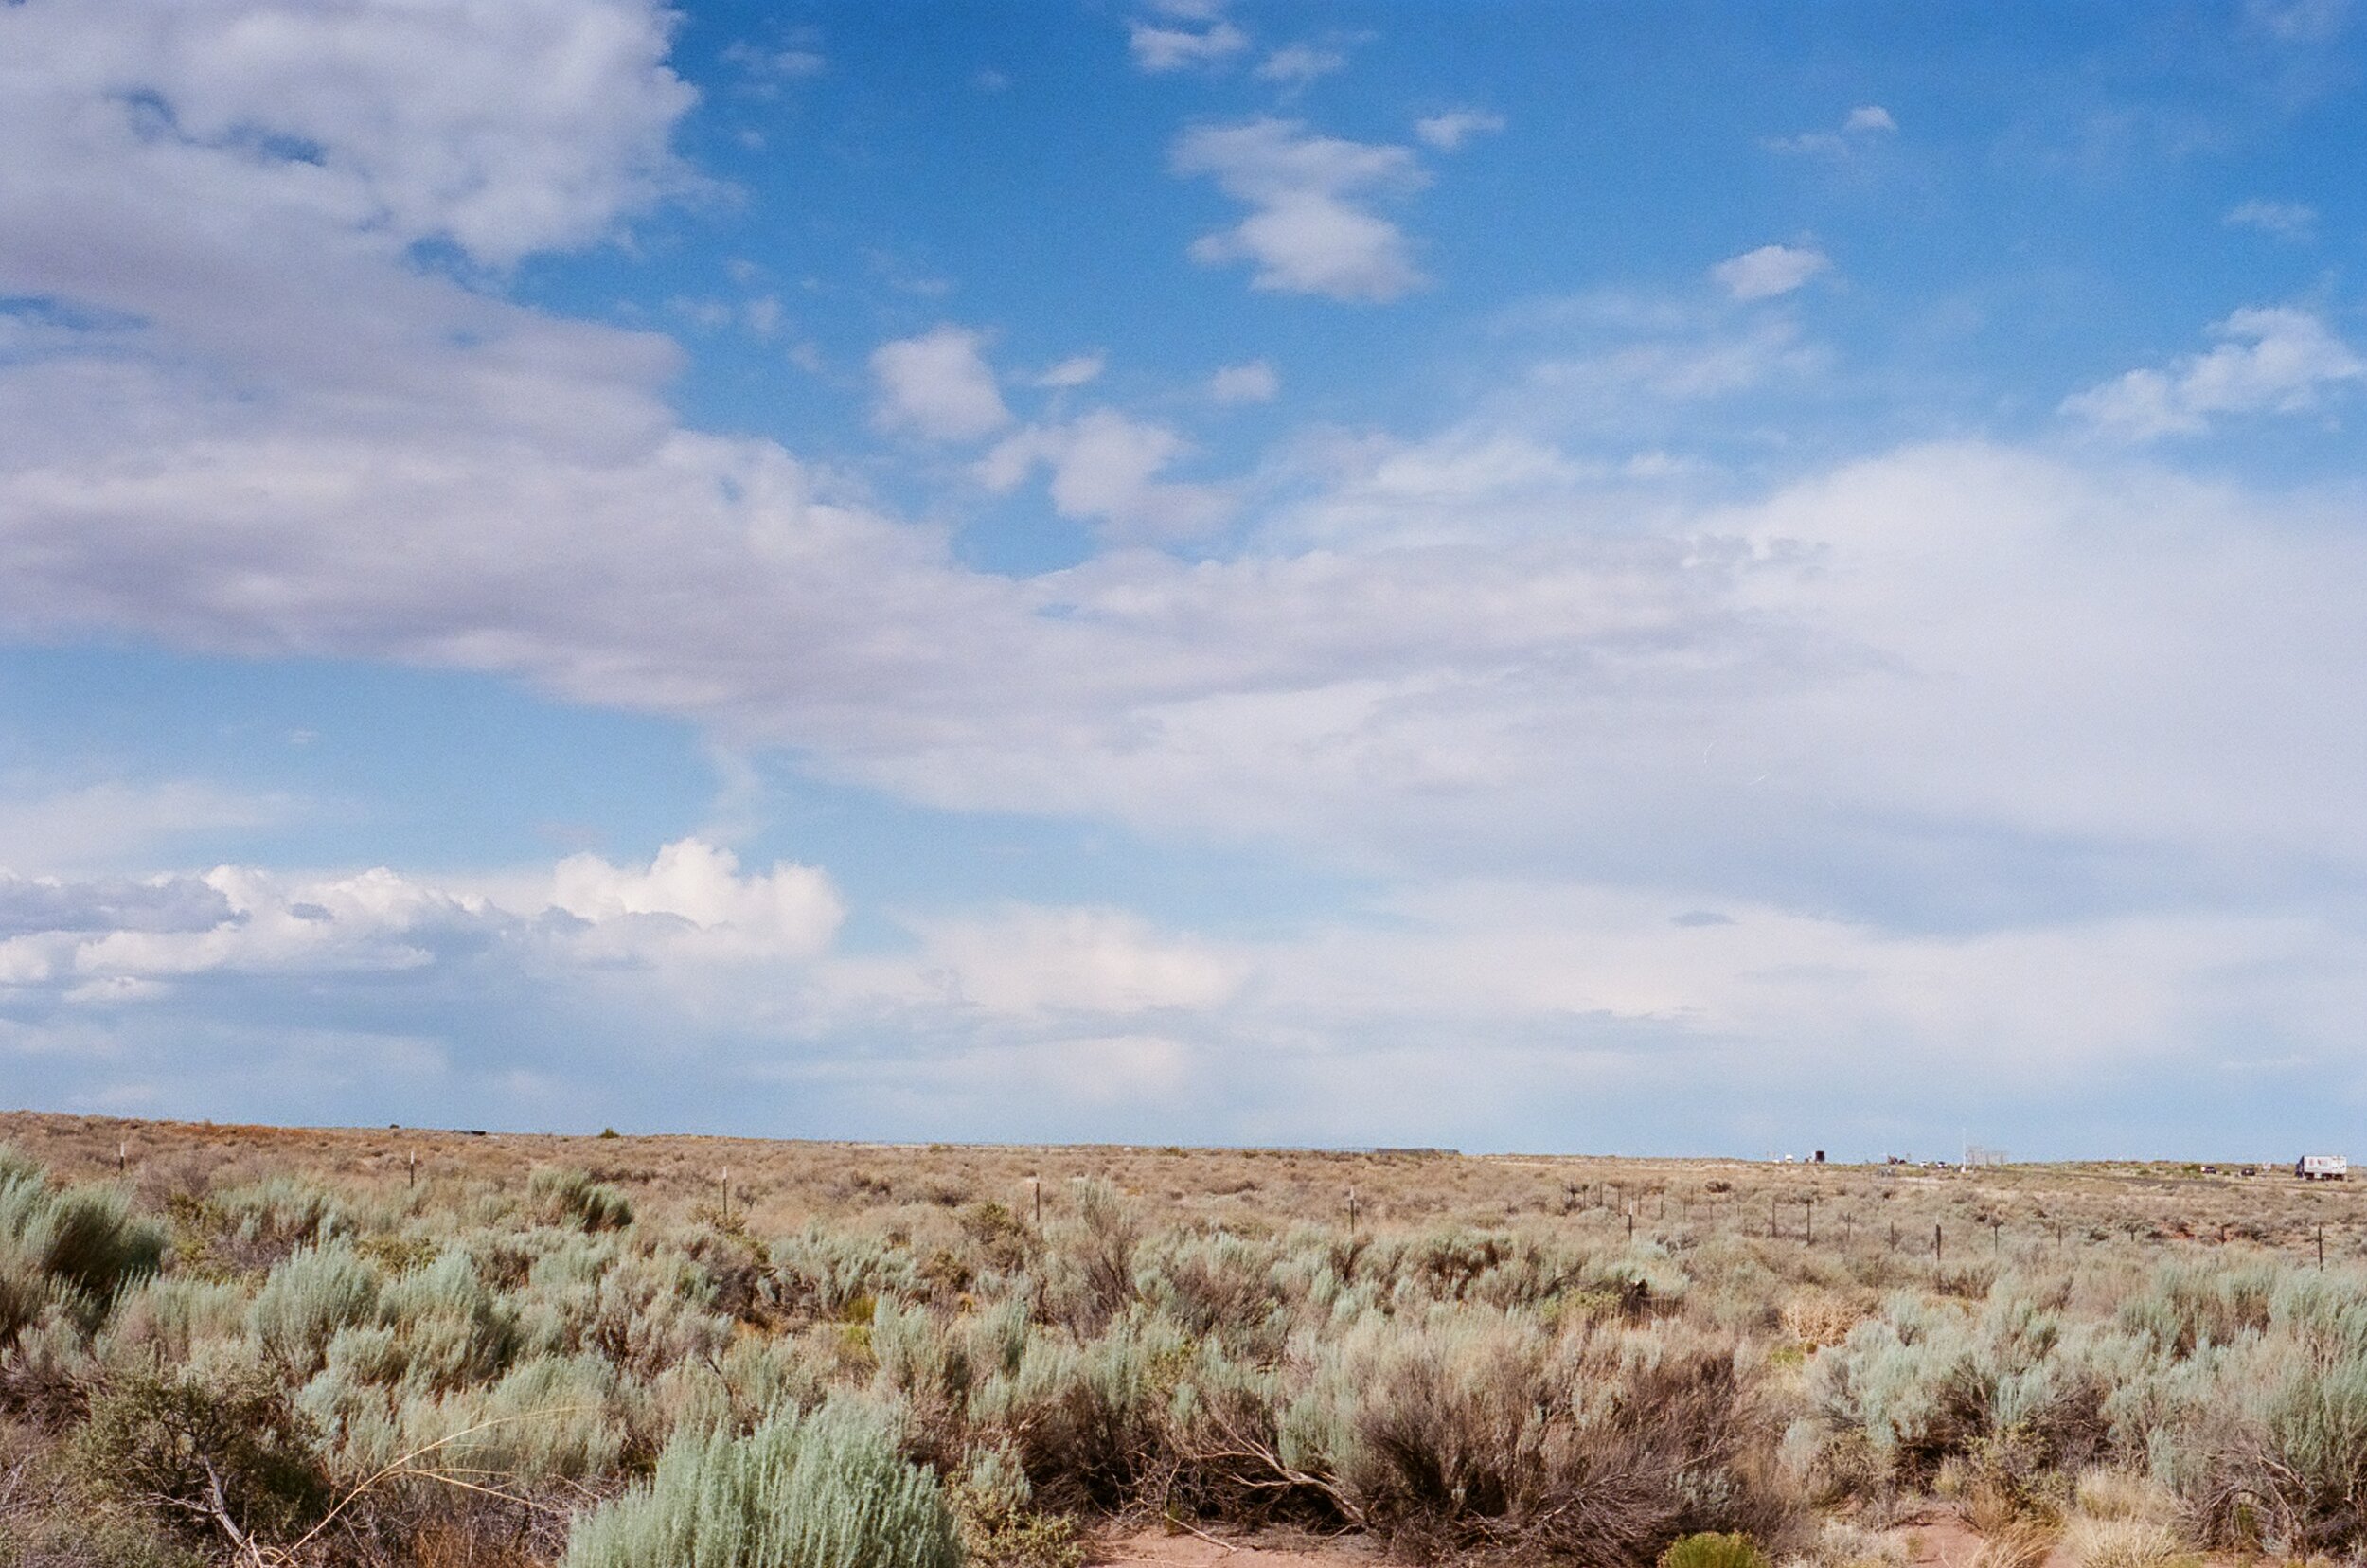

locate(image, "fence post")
[[1934, 1222, 1943, 1265]]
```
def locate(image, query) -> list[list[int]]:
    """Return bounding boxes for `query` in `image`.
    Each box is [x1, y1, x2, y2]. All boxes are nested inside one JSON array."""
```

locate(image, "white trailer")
[[2296, 1154, 2348, 1181]]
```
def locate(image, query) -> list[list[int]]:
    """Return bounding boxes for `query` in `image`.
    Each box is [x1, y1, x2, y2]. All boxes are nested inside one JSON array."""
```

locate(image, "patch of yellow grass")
[[1967, 1522, 2056, 1568], [2071, 1470, 2178, 1526], [1781, 1290, 1870, 1349], [2061, 1518, 2193, 1568]]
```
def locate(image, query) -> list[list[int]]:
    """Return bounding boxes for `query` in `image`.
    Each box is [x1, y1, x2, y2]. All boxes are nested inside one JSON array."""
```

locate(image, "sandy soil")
[[1098, 1526, 1379, 1568], [1101, 1512, 2115, 1568]]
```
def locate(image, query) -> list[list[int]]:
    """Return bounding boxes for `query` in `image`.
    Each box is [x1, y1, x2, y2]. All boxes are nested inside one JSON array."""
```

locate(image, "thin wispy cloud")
[[1767, 104, 1897, 155], [1256, 44, 1347, 85], [1415, 110, 1505, 151], [1206, 360, 1280, 402], [2225, 199, 2318, 239]]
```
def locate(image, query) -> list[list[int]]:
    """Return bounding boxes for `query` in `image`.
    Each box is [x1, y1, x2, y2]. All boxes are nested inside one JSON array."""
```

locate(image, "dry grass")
[[2072, 1470, 2180, 1526], [6, 1110, 2361, 1269], [1965, 1522, 2056, 1568], [2060, 1519, 2194, 1568]]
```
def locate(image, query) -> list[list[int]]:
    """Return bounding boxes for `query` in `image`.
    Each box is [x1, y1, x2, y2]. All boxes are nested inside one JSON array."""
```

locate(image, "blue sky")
[[5, 0, 2367, 1156]]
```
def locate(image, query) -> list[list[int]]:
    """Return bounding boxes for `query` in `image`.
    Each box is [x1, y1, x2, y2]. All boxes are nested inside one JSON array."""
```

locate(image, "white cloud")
[[1767, 105, 1896, 155], [978, 410, 1232, 539], [1033, 353, 1106, 389], [0, 837, 839, 1010], [723, 42, 826, 79], [2062, 306, 2365, 440], [0, 0, 695, 271], [1130, 19, 1248, 72], [1414, 110, 1504, 151], [1710, 243, 1830, 300], [1513, 312, 1825, 417], [908, 906, 1241, 1015], [1173, 118, 1428, 301], [1206, 360, 1280, 403], [0, 781, 284, 875], [552, 838, 842, 959], [869, 326, 1012, 441], [2225, 199, 2318, 240], [1255, 44, 1346, 84]]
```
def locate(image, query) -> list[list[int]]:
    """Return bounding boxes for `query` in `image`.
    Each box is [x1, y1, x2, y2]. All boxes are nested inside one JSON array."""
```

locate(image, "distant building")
[[2296, 1154, 2348, 1181]]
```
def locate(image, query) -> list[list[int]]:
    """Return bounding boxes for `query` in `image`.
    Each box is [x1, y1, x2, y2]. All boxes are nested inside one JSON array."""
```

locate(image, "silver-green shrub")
[[561, 1397, 959, 1568], [250, 1242, 383, 1374]]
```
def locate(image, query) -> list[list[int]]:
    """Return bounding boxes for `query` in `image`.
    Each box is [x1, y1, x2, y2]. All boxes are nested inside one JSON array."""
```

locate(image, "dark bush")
[[77, 1368, 330, 1556]]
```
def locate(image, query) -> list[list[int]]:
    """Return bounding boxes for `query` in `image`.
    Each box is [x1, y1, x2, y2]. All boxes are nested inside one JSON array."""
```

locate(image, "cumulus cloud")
[[1710, 243, 1830, 300], [1173, 118, 1427, 301], [977, 411, 1232, 540], [2225, 199, 2318, 240], [0, 837, 839, 1011], [551, 838, 842, 959], [1414, 110, 1504, 151], [0, 0, 694, 271], [869, 326, 1013, 441], [0, 872, 234, 938], [2062, 306, 2365, 440], [1130, 18, 1248, 72], [1206, 360, 1280, 403]]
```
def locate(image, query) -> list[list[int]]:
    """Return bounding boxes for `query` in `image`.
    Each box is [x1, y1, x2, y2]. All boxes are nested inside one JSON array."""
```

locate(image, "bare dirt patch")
[[1097, 1526, 1379, 1568]]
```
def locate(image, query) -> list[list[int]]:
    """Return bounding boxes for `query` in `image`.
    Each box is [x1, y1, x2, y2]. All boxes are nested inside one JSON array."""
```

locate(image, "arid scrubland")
[[4, 1113, 2367, 1568]]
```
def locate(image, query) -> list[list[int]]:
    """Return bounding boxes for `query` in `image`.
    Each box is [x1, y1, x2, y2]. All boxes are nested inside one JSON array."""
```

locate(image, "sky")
[[4, 0, 2367, 1158]]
